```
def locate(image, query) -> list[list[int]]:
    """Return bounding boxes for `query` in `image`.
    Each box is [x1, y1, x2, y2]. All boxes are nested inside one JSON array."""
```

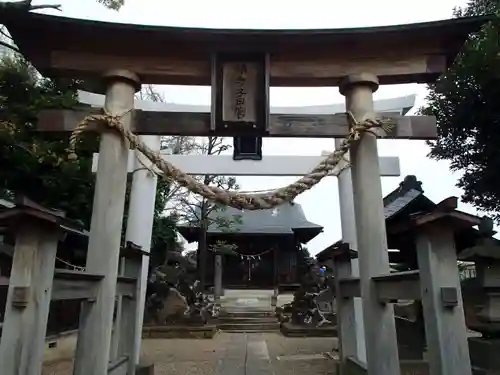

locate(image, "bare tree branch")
[[0, 27, 13, 41], [29, 3, 61, 11], [0, 39, 19, 54], [0, 1, 61, 12]]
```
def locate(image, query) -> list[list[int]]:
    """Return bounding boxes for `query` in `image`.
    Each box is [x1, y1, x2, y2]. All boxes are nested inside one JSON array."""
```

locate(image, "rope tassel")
[[67, 110, 395, 211]]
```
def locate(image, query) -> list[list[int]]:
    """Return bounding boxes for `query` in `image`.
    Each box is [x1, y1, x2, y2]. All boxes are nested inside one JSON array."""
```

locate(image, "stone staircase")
[[218, 310, 280, 332], [217, 289, 280, 333]]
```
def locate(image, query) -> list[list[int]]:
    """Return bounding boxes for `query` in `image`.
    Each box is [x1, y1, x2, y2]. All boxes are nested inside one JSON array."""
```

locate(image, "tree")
[[421, 1, 500, 220], [173, 137, 242, 288], [0, 54, 183, 272], [0, 54, 98, 224], [97, 0, 124, 10], [0, 0, 123, 16], [134, 85, 197, 270]]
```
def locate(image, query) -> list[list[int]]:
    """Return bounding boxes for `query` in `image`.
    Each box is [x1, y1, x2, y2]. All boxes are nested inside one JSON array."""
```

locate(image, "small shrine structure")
[[177, 203, 322, 290], [318, 175, 500, 374]]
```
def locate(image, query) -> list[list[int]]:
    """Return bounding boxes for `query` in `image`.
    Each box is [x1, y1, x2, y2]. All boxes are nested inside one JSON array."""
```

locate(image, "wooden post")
[[335, 138, 366, 364], [272, 248, 279, 307], [198, 216, 208, 292], [124, 136, 161, 366], [415, 221, 472, 375], [119, 256, 141, 375], [110, 257, 125, 360], [214, 254, 222, 303], [340, 73, 400, 375], [73, 70, 140, 375], [331, 244, 359, 374], [0, 219, 61, 375]]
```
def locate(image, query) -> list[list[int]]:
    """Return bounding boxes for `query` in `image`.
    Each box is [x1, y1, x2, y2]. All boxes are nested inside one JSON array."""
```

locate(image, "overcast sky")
[[30, 0, 478, 255]]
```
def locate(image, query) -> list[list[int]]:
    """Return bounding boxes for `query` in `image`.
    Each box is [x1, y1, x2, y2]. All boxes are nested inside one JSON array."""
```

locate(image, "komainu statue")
[[145, 262, 219, 325], [276, 262, 331, 327]]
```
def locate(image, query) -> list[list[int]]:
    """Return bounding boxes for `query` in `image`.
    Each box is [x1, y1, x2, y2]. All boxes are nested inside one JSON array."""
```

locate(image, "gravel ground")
[[42, 332, 337, 375]]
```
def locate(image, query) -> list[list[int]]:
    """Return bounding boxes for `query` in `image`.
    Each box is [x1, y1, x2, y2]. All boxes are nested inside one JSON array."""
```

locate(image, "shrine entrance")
[[0, 5, 489, 375], [178, 204, 322, 290], [222, 247, 274, 288]]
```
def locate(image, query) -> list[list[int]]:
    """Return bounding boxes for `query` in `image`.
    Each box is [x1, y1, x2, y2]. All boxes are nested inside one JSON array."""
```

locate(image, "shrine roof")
[[0, 196, 88, 238], [383, 175, 436, 221], [317, 175, 488, 265], [0, 12, 489, 85], [177, 202, 323, 243]]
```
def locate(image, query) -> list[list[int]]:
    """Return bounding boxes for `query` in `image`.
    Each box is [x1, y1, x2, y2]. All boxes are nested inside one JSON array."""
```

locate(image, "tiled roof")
[[383, 175, 435, 220], [177, 202, 323, 243], [206, 202, 323, 235]]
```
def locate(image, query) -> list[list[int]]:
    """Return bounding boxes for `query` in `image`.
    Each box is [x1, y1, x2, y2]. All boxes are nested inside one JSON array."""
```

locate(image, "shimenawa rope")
[[67, 110, 394, 211]]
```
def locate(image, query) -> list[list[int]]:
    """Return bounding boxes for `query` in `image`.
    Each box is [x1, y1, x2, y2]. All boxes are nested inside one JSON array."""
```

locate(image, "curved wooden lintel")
[[1, 12, 488, 86]]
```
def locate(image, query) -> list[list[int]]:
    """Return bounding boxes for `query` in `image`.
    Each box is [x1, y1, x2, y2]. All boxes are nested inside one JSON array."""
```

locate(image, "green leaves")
[[0, 55, 98, 226], [422, 1, 500, 221]]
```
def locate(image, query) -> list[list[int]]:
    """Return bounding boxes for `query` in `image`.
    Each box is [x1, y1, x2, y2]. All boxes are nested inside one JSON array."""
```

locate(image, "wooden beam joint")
[[337, 276, 361, 299], [372, 270, 421, 302]]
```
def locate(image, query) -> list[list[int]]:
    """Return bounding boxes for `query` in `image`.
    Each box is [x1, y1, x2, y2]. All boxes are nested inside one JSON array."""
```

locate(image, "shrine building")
[[177, 202, 322, 289]]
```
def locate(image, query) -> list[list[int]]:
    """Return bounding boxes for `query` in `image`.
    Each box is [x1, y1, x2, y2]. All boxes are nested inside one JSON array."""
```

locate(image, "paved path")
[[42, 332, 337, 375]]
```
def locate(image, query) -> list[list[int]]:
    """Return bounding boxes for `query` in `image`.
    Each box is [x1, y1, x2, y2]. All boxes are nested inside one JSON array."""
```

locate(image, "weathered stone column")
[[335, 138, 367, 363], [74, 70, 140, 375], [416, 219, 472, 375], [0, 209, 62, 375], [330, 242, 359, 374], [340, 73, 400, 375], [125, 136, 161, 366]]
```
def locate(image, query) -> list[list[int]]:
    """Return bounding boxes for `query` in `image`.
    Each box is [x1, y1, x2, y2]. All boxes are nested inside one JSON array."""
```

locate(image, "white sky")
[[31, 0, 480, 255]]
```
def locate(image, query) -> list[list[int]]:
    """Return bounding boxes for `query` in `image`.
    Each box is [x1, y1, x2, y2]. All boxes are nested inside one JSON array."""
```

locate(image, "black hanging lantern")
[[211, 52, 269, 160]]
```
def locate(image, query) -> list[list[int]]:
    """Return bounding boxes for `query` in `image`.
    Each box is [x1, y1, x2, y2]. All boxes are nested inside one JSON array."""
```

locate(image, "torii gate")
[[0, 10, 485, 375], [83, 90, 412, 364]]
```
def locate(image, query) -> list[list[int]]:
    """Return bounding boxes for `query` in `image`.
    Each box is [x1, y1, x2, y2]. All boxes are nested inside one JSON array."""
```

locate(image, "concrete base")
[[280, 322, 337, 337], [399, 360, 429, 375], [142, 325, 218, 339], [136, 363, 155, 375], [343, 357, 430, 375], [469, 337, 500, 374]]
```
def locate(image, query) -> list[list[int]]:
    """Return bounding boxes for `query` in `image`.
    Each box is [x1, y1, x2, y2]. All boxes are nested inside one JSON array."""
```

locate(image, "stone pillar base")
[[469, 337, 500, 374]]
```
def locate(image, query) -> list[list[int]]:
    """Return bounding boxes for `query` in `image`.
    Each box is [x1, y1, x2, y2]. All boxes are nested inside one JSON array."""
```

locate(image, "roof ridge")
[[384, 175, 423, 207]]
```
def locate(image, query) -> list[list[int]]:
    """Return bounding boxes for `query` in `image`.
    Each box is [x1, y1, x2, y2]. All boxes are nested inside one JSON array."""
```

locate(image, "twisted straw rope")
[[67, 110, 394, 210]]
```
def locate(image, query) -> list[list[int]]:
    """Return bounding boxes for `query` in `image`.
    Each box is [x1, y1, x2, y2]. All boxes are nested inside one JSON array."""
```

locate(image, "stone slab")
[[142, 325, 218, 339], [280, 322, 338, 337], [469, 337, 500, 371]]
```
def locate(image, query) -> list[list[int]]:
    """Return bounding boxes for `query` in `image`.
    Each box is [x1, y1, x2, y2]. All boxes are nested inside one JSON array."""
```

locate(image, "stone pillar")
[[335, 138, 366, 363], [110, 257, 125, 361], [119, 250, 142, 375], [415, 221, 472, 375], [331, 243, 359, 374], [0, 217, 61, 375], [340, 73, 400, 375], [214, 254, 223, 303], [125, 136, 161, 365], [73, 70, 140, 375]]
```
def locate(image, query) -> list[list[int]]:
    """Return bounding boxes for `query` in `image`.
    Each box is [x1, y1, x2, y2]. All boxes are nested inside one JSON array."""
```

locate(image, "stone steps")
[[217, 289, 279, 332], [218, 316, 278, 324], [218, 322, 281, 332], [219, 309, 275, 318], [217, 308, 279, 333]]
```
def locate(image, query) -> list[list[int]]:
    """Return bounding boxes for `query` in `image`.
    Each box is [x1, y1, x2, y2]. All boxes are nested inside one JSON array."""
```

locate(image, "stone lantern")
[[458, 217, 500, 338]]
